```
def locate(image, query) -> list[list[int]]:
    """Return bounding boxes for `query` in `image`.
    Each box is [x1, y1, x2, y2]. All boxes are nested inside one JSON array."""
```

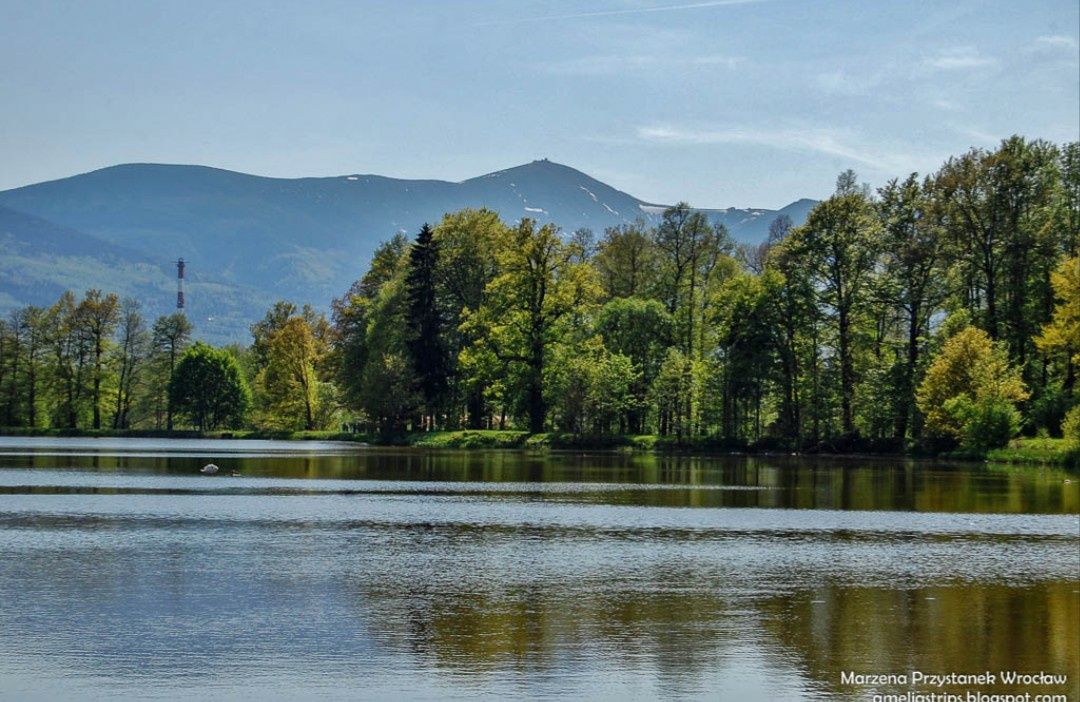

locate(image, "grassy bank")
[[985, 437, 1079, 468], [2, 426, 1076, 468]]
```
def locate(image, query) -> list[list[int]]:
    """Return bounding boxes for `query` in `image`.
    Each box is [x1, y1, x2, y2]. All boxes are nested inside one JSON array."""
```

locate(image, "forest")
[[0, 136, 1078, 455]]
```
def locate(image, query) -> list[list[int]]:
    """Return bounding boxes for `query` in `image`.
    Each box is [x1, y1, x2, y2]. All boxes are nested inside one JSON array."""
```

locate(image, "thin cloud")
[[931, 98, 961, 112], [480, 0, 769, 26], [948, 125, 1001, 147], [539, 53, 745, 76], [813, 69, 885, 97], [1034, 35, 1079, 49], [636, 124, 927, 174], [923, 46, 997, 70]]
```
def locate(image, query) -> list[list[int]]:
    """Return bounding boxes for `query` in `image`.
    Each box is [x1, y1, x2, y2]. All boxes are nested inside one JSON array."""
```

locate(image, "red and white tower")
[[176, 258, 185, 311]]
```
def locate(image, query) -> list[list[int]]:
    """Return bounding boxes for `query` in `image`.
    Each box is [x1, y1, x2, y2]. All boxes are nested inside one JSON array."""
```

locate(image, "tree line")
[[0, 292, 198, 431], [0, 136, 1077, 452]]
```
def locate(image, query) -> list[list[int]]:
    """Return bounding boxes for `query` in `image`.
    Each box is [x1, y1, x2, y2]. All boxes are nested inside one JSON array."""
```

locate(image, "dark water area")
[[0, 438, 1077, 701]]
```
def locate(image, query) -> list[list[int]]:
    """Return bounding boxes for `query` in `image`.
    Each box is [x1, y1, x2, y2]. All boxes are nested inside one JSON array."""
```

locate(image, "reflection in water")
[[0, 438, 1076, 701], [760, 584, 1078, 698], [0, 437, 1076, 514]]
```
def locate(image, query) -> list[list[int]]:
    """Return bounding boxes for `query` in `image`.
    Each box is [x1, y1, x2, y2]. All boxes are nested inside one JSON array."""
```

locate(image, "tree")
[[653, 204, 725, 356], [169, 342, 250, 431], [765, 238, 818, 444], [251, 301, 331, 372], [1036, 255, 1080, 406], [569, 228, 596, 263], [713, 271, 781, 442], [332, 236, 417, 433], [358, 274, 420, 432], [789, 171, 881, 434], [258, 316, 322, 430], [936, 137, 1061, 358], [650, 348, 701, 438], [1036, 255, 1080, 363], [152, 312, 193, 430], [916, 326, 1028, 448], [2, 313, 23, 426], [46, 291, 88, 428], [17, 307, 45, 427], [549, 336, 638, 434], [876, 173, 948, 439], [111, 298, 148, 429], [76, 289, 119, 429], [595, 223, 657, 299], [464, 219, 599, 433], [595, 297, 672, 433], [743, 214, 792, 274], [405, 223, 448, 422], [432, 209, 505, 428]]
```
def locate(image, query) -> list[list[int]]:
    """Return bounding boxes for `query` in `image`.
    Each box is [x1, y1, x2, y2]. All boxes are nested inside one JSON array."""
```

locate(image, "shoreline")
[[1, 427, 1075, 469]]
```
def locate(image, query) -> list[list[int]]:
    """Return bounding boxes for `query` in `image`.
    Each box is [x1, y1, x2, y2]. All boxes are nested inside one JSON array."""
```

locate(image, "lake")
[[0, 437, 1076, 701]]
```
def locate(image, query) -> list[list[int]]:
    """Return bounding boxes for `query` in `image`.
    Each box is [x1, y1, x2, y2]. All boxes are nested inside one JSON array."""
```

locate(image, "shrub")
[[916, 326, 1028, 449], [947, 395, 1022, 452], [1062, 405, 1080, 446]]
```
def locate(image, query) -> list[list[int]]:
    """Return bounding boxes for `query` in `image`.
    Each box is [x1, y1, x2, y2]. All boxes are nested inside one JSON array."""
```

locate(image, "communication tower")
[[176, 258, 185, 310]]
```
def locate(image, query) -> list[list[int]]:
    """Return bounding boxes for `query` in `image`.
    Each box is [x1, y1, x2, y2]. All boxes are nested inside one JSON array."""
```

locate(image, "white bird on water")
[[200, 463, 219, 475]]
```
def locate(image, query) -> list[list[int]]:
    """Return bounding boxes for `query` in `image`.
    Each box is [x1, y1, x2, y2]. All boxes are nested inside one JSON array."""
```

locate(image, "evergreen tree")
[[405, 223, 448, 424]]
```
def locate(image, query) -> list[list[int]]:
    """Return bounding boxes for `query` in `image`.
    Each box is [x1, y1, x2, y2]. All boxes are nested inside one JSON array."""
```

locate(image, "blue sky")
[[1, 0, 1077, 208]]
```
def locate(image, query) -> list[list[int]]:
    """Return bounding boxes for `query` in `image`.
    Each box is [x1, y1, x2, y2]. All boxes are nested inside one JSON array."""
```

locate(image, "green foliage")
[[594, 223, 658, 299], [152, 311, 193, 430], [944, 395, 1022, 452], [548, 336, 639, 434], [358, 276, 420, 432], [255, 316, 325, 430], [1036, 255, 1080, 364], [410, 430, 530, 448], [787, 171, 881, 434], [985, 437, 1076, 465], [595, 297, 671, 432], [1063, 405, 1080, 445], [917, 326, 1029, 449], [405, 223, 449, 415], [168, 342, 251, 430], [650, 348, 703, 438], [462, 218, 600, 433]]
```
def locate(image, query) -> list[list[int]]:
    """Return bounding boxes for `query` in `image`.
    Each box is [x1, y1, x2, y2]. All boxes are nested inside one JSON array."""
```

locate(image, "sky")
[[0, 0, 1077, 209]]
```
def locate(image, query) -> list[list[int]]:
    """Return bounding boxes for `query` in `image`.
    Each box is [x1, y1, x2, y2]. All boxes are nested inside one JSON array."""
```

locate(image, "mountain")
[[0, 204, 271, 342], [0, 160, 816, 342]]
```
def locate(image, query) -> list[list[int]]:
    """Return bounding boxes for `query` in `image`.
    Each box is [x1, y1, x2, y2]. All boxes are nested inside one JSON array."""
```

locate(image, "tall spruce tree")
[[405, 224, 448, 423]]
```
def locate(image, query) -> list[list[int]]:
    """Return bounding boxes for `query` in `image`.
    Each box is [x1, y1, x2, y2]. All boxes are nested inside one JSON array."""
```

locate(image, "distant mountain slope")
[[0, 160, 816, 341], [0, 205, 268, 343]]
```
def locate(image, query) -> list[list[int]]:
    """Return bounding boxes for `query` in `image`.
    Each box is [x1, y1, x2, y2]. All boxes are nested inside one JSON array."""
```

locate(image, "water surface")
[[0, 437, 1076, 701]]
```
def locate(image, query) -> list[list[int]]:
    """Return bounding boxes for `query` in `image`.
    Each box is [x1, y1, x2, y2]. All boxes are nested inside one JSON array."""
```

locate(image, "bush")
[[917, 326, 1028, 447], [947, 395, 1022, 452], [1062, 405, 1080, 445], [1029, 385, 1069, 436]]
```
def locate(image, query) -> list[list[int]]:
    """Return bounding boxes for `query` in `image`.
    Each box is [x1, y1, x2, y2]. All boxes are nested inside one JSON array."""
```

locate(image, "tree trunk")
[[166, 347, 175, 431], [838, 305, 854, 434]]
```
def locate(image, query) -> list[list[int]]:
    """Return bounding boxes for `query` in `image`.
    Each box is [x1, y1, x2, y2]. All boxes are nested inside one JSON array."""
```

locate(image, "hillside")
[[0, 160, 815, 341]]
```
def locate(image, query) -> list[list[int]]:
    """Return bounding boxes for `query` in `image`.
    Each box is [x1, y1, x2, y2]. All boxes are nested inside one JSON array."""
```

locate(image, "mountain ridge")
[[0, 159, 817, 342]]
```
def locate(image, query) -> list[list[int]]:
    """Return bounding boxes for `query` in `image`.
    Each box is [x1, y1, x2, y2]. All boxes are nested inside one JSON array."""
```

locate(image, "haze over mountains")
[[0, 159, 815, 342]]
